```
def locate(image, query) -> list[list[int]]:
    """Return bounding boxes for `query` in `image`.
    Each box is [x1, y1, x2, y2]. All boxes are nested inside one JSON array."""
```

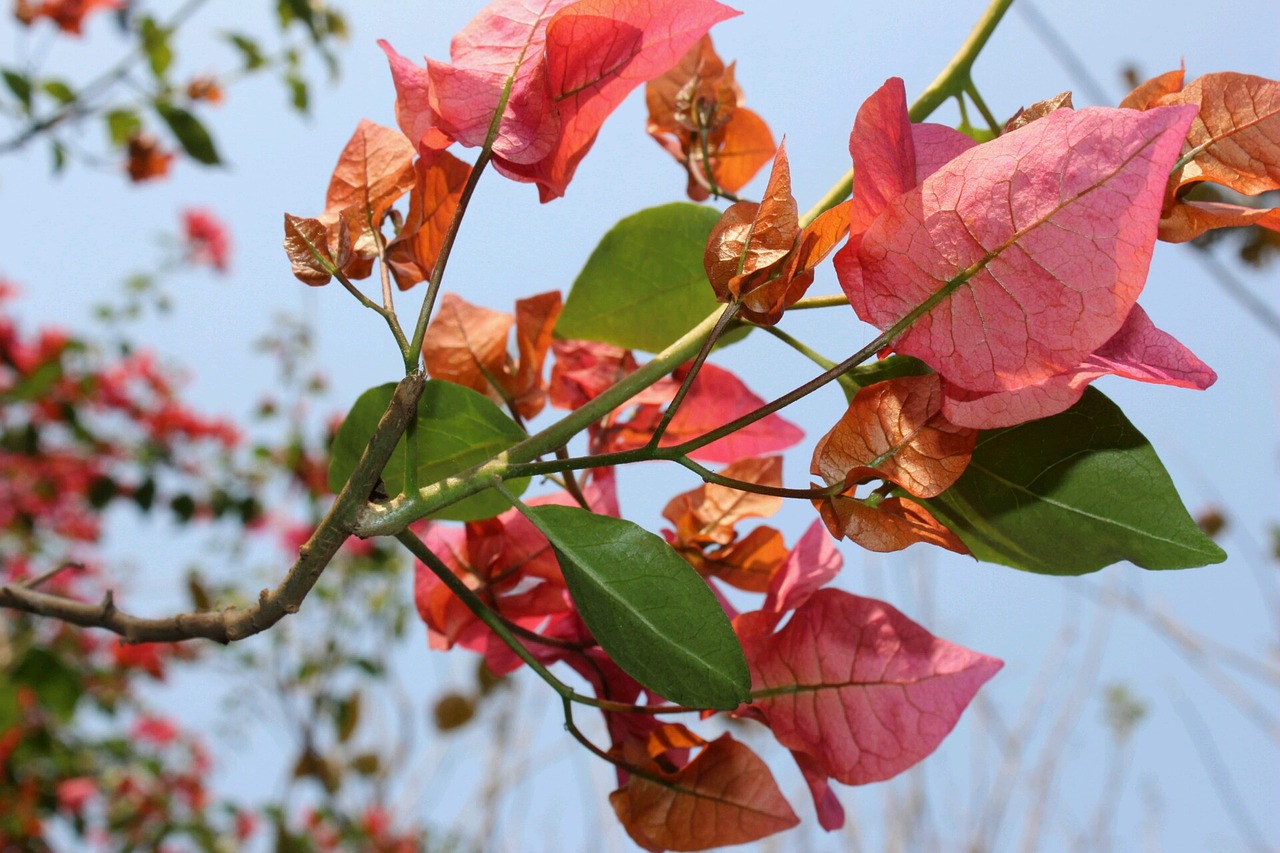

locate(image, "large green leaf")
[[328, 380, 528, 521], [524, 504, 750, 710], [556, 203, 723, 353], [922, 388, 1225, 574]]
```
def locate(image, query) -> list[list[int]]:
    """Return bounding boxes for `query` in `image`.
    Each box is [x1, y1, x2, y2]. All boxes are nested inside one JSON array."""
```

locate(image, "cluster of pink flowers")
[[180, 208, 231, 274]]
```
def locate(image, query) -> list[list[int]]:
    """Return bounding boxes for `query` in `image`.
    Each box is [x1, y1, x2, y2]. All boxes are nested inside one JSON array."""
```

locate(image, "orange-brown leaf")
[[610, 734, 799, 852], [1158, 199, 1280, 243], [386, 149, 473, 290], [503, 291, 562, 419], [703, 143, 797, 302], [1119, 67, 1185, 110], [663, 456, 783, 547], [125, 132, 173, 183], [422, 291, 561, 418], [323, 119, 416, 245], [422, 294, 514, 396], [816, 494, 969, 555], [1126, 70, 1280, 241], [1158, 72, 1280, 196], [1003, 91, 1073, 133], [812, 374, 976, 499], [693, 525, 789, 593], [703, 149, 848, 326], [646, 36, 733, 137], [282, 213, 351, 287], [645, 34, 774, 201]]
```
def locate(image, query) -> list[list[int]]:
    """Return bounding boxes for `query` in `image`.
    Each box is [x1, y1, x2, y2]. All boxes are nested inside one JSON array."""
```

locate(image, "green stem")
[[907, 0, 1015, 122], [333, 270, 411, 358], [790, 294, 850, 310], [406, 38, 530, 364], [964, 79, 1003, 135], [395, 530, 576, 698], [674, 457, 843, 500], [292, 225, 411, 358], [761, 325, 836, 371], [761, 325, 861, 399], [797, 0, 1015, 228]]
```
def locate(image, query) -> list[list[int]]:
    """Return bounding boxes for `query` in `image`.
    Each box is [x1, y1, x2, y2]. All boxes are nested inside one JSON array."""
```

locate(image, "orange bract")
[[1123, 69, 1280, 242], [662, 456, 789, 592], [421, 292, 562, 420], [811, 374, 975, 554], [646, 35, 775, 201], [385, 150, 472, 290], [125, 133, 173, 183], [703, 143, 851, 324], [610, 734, 798, 851], [811, 374, 975, 499]]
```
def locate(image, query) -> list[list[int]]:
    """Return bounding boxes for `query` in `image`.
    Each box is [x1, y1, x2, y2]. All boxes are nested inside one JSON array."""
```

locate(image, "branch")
[[0, 373, 426, 644]]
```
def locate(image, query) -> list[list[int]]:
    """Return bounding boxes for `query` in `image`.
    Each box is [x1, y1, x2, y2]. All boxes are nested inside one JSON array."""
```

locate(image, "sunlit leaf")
[[328, 380, 528, 521], [610, 735, 798, 851], [558, 203, 723, 352]]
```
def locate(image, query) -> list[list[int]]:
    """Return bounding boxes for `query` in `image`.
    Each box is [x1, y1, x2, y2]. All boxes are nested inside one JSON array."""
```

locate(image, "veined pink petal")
[[499, 0, 740, 201], [763, 520, 842, 616], [941, 303, 1216, 428], [846, 78, 918, 235], [838, 100, 1198, 396], [379, 40, 449, 150], [743, 588, 1002, 785], [910, 122, 977, 181]]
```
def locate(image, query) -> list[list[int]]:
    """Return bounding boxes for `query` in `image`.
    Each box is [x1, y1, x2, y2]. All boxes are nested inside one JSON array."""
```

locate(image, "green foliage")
[[523, 505, 751, 710], [923, 388, 1226, 574], [155, 103, 222, 165], [1, 69, 32, 112], [557, 203, 723, 352], [328, 380, 528, 521], [139, 16, 174, 79]]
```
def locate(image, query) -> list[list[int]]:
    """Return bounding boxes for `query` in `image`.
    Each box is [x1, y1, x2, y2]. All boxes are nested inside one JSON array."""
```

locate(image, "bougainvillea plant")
[[6, 0, 1280, 848]]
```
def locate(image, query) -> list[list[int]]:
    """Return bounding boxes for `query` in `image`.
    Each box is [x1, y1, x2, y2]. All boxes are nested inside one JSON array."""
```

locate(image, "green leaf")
[[328, 380, 528, 521], [1, 357, 62, 403], [139, 16, 173, 79], [105, 108, 141, 146], [523, 504, 750, 710], [922, 388, 1226, 574], [41, 79, 76, 105], [556, 203, 723, 353], [155, 102, 221, 165], [285, 71, 309, 113], [12, 648, 82, 723], [2, 68, 32, 112], [225, 32, 267, 70]]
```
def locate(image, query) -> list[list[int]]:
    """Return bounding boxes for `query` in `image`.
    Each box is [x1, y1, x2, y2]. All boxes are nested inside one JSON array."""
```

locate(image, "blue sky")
[[2, 1, 1277, 849]]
